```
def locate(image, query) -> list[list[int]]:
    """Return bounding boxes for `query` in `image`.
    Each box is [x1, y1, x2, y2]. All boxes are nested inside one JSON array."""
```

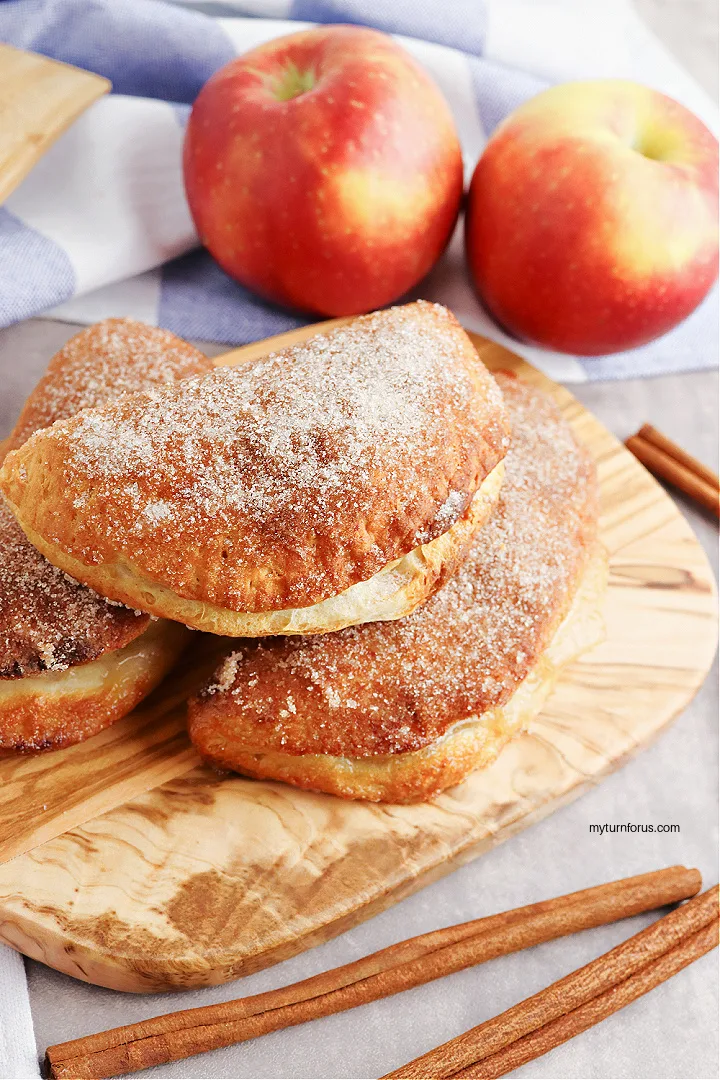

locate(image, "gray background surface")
[[2, 2, 719, 1076]]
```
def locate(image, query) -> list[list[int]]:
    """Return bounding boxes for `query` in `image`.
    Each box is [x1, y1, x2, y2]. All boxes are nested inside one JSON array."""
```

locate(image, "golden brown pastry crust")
[[188, 375, 606, 800], [0, 619, 188, 752], [5, 319, 212, 455], [5, 459, 503, 639], [0, 500, 147, 678], [1, 320, 210, 680], [195, 549, 606, 802], [0, 303, 510, 618]]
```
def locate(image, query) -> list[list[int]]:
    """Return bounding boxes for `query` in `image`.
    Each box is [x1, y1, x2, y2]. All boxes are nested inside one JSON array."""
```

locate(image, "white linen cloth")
[[0, 945, 38, 1079]]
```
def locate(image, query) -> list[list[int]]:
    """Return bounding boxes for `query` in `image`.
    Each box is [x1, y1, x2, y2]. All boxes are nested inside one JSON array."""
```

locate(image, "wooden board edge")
[[0, 44, 111, 204]]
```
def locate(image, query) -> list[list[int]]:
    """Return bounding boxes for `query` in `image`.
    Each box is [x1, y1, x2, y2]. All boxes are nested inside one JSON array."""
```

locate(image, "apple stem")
[[270, 61, 316, 102]]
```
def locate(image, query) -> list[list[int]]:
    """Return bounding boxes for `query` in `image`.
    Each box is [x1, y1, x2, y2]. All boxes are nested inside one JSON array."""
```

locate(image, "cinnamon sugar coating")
[[0, 303, 510, 617], [1, 320, 209, 679], [188, 375, 605, 797], [0, 501, 145, 678], [4, 319, 212, 455]]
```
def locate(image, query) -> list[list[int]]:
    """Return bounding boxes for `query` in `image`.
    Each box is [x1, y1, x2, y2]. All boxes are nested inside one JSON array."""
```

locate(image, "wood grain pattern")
[[0, 45, 110, 204], [0, 636, 229, 862], [0, 331, 715, 993]]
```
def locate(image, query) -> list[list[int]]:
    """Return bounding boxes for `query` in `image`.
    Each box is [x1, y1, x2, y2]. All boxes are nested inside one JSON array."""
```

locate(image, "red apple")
[[183, 26, 463, 316], [466, 80, 718, 355]]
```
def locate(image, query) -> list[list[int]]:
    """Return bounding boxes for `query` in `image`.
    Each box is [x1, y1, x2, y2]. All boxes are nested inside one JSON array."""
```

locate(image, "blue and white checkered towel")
[[0, 0, 717, 386]]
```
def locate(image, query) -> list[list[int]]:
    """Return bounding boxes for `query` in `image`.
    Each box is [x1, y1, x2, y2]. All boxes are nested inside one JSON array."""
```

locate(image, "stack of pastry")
[[0, 321, 211, 752], [0, 302, 606, 800]]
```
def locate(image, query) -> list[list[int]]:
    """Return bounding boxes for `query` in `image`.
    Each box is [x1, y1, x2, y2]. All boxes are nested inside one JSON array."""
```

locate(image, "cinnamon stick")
[[45, 866, 699, 1080], [385, 884, 718, 1080], [455, 918, 719, 1078], [625, 430, 719, 518], [638, 423, 720, 490]]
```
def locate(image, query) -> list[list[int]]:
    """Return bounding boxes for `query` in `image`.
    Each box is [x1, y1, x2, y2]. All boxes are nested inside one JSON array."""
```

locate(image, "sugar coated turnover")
[[0, 303, 510, 637]]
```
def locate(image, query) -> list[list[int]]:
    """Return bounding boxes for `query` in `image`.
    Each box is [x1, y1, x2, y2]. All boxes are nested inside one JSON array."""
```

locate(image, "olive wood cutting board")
[[0, 327, 716, 992]]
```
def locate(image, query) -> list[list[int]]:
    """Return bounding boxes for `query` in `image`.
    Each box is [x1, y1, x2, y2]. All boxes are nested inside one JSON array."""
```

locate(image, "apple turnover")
[[187, 374, 607, 802], [0, 302, 510, 636], [0, 320, 211, 752]]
